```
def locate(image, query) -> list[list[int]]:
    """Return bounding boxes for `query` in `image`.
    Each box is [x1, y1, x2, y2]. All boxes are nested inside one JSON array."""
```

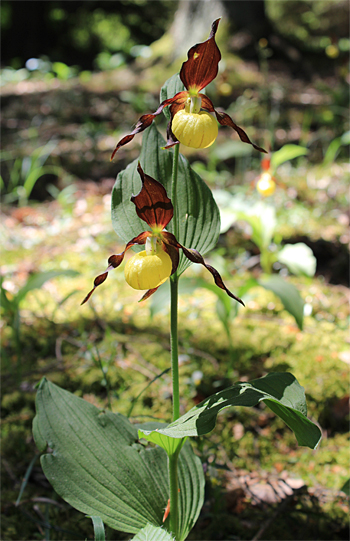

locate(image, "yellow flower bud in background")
[[256, 172, 276, 197], [325, 44, 339, 58], [172, 109, 218, 149], [124, 249, 172, 290]]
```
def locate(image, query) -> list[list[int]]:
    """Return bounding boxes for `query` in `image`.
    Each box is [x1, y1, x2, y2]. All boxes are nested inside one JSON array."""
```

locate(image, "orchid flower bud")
[[256, 172, 276, 197]]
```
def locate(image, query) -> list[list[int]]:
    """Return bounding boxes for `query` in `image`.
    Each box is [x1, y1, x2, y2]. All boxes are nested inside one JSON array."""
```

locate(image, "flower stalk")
[[170, 275, 180, 422], [168, 142, 181, 539], [170, 142, 181, 423], [171, 144, 180, 240]]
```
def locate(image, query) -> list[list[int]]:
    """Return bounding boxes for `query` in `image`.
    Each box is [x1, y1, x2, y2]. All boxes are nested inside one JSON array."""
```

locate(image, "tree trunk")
[[169, 0, 227, 58]]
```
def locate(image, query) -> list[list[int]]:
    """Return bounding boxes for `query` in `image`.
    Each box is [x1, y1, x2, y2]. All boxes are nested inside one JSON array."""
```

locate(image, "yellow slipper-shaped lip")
[[172, 109, 218, 149], [124, 249, 172, 290]]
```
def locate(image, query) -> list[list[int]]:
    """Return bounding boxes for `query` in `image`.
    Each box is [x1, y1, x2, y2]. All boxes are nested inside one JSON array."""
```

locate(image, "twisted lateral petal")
[[162, 232, 244, 306], [182, 246, 244, 306], [111, 92, 188, 160], [180, 18, 221, 92], [81, 231, 150, 304], [215, 111, 267, 154], [163, 100, 195, 149], [139, 287, 160, 302], [200, 94, 267, 153], [165, 120, 180, 149], [132, 163, 173, 229], [161, 240, 180, 275]]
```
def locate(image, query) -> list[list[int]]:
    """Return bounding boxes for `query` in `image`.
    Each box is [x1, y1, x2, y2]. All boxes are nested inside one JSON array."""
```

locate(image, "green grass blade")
[[15, 454, 40, 506], [88, 516, 105, 541]]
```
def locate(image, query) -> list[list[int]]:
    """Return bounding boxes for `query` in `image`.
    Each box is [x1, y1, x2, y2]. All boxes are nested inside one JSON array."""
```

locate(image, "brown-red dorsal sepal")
[[180, 18, 221, 93], [131, 163, 173, 230]]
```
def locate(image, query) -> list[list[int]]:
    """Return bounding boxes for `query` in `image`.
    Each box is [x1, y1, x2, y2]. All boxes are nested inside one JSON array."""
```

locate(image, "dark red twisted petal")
[[132, 163, 173, 229], [162, 231, 244, 306], [111, 91, 188, 160], [164, 121, 180, 149], [163, 100, 188, 148], [139, 287, 160, 302], [180, 18, 221, 92], [215, 111, 267, 153], [161, 239, 179, 275], [81, 231, 150, 304], [200, 94, 266, 154]]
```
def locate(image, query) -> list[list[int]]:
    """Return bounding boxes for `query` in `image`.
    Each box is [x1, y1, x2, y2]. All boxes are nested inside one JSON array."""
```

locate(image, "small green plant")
[[207, 144, 317, 332], [0, 141, 63, 206], [1, 270, 78, 378], [322, 130, 350, 165], [205, 202, 315, 331], [33, 20, 321, 540]]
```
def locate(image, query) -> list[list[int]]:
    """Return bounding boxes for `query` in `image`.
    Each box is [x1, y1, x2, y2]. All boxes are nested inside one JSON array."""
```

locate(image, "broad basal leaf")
[[111, 123, 220, 274], [33, 379, 204, 540], [340, 478, 350, 497], [132, 524, 174, 541], [140, 372, 321, 450]]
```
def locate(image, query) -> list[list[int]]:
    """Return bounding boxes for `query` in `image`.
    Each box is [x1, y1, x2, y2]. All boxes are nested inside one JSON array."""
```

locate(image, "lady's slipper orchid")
[[111, 19, 266, 158], [256, 172, 276, 197], [82, 163, 244, 306], [256, 157, 276, 197]]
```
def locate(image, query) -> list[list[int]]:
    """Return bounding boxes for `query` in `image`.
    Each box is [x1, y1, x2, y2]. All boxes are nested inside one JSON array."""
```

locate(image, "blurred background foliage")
[[1, 0, 177, 71], [1, 1, 349, 540], [1, 0, 349, 74]]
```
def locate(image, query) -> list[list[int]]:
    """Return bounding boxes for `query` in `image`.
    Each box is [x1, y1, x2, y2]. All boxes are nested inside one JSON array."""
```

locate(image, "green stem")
[[170, 143, 180, 422], [168, 451, 180, 539], [169, 143, 181, 539], [170, 276, 180, 421], [171, 144, 180, 240], [260, 249, 273, 274]]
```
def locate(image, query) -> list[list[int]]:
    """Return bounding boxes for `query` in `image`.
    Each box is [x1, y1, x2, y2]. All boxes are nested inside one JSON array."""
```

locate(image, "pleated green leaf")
[[132, 524, 174, 541], [138, 424, 186, 457], [176, 439, 205, 541], [111, 123, 220, 274], [140, 372, 322, 450], [33, 379, 204, 539]]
